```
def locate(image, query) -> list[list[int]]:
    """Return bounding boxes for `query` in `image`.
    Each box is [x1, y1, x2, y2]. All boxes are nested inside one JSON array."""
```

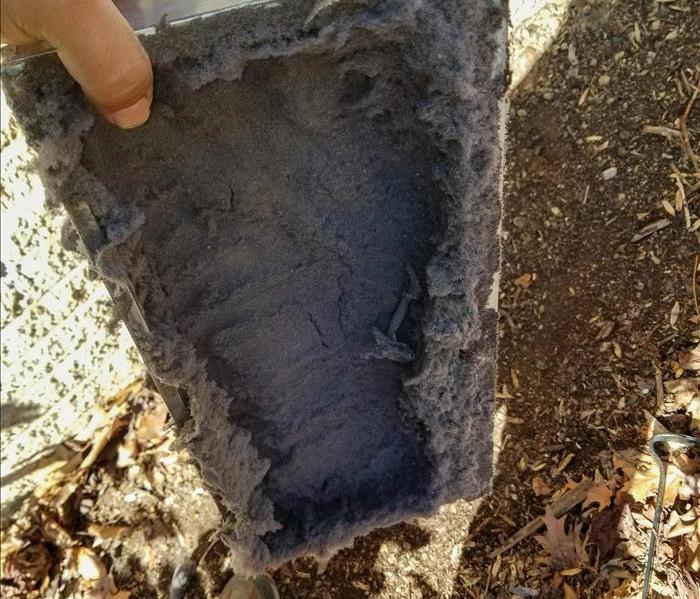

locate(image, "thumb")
[[2, 0, 153, 129]]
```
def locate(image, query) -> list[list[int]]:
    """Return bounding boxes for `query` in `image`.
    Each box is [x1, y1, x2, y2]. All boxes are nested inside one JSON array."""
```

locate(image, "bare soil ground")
[[1, 0, 699, 597]]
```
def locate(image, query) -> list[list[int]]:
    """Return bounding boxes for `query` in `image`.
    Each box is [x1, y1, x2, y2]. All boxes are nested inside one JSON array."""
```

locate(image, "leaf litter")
[[486, 342, 700, 598], [0, 383, 221, 598]]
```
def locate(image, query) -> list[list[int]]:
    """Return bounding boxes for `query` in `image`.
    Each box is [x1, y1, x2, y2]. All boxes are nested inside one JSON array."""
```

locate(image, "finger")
[[4, 0, 153, 128]]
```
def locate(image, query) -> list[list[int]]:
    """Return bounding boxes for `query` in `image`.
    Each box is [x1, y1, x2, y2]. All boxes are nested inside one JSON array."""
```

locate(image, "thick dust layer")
[[83, 50, 439, 552], [2, 0, 506, 571]]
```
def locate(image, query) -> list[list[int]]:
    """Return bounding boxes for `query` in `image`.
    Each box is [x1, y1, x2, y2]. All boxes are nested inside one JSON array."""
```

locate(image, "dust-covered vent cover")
[[3, 0, 506, 572]]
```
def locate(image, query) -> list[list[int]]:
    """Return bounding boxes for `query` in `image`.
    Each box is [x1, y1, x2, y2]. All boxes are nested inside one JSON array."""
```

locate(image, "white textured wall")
[[0, 90, 142, 519], [510, 0, 571, 90]]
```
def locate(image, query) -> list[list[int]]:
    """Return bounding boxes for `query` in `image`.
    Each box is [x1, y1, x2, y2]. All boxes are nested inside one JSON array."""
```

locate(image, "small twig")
[[489, 478, 593, 558], [197, 531, 222, 566], [693, 254, 699, 321], [681, 70, 692, 96], [481, 567, 492, 599], [465, 586, 480, 599], [170, 518, 187, 549], [654, 368, 664, 410], [387, 266, 421, 340], [466, 515, 493, 541], [631, 218, 672, 242], [642, 125, 682, 141], [678, 80, 700, 173]]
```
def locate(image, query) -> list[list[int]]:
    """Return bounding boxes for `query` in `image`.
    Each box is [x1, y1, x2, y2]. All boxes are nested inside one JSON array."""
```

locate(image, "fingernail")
[[106, 97, 151, 129]]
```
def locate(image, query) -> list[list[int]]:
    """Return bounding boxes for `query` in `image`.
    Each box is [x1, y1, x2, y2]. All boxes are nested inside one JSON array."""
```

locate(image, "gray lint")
[[2, 0, 507, 572]]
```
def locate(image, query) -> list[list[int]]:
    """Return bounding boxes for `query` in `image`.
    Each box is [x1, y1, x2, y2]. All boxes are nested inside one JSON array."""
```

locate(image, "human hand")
[[1, 0, 153, 128]]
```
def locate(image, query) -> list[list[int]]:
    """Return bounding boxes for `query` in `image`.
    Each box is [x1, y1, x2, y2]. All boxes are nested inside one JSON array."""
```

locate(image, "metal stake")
[[641, 433, 699, 599]]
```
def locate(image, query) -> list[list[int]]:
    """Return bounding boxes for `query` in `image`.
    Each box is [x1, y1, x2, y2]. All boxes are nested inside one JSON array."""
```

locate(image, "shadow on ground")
[[273, 0, 699, 595], [451, 0, 698, 595], [275, 523, 432, 598]]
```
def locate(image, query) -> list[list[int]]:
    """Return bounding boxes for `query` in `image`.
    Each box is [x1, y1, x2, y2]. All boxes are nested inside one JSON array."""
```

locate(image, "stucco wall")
[[0, 91, 143, 520]]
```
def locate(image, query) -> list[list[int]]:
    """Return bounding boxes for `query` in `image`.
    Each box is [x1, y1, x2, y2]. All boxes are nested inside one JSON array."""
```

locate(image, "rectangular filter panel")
[[3, 0, 506, 572]]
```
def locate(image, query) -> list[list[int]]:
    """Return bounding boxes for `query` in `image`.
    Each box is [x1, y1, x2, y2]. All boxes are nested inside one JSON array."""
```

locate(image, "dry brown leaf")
[[551, 478, 585, 503], [668, 512, 699, 539], [614, 452, 664, 503], [88, 524, 129, 547], [582, 481, 613, 512], [601, 580, 636, 599], [561, 568, 581, 576], [661, 198, 676, 216], [31, 451, 89, 511], [554, 453, 575, 476], [614, 450, 686, 505], [496, 384, 514, 399], [680, 344, 700, 371], [108, 381, 142, 409], [664, 377, 699, 410], [80, 412, 129, 471], [588, 507, 622, 560], [2, 544, 52, 593], [116, 436, 139, 468], [490, 554, 502, 578], [116, 401, 169, 467], [670, 301, 681, 326], [670, 568, 700, 599], [596, 321, 615, 341], [612, 341, 622, 358], [40, 513, 74, 548], [644, 410, 670, 439], [683, 538, 700, 573], [514, 273, 533, 288], [28, 445, 83, 498], [689, 400, 699, 434], [134, 402, 169, 446], [72, 547, 107, 580], [677, 473, 698, 501], [535, 508, 585, 571], [563, 582, 578, 599], [71, 547, 117, 597], [572, 521, 590, 568], [532, 476, 553, 497], [0, 530, 25, 564], [674, 450, 700, 475]]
